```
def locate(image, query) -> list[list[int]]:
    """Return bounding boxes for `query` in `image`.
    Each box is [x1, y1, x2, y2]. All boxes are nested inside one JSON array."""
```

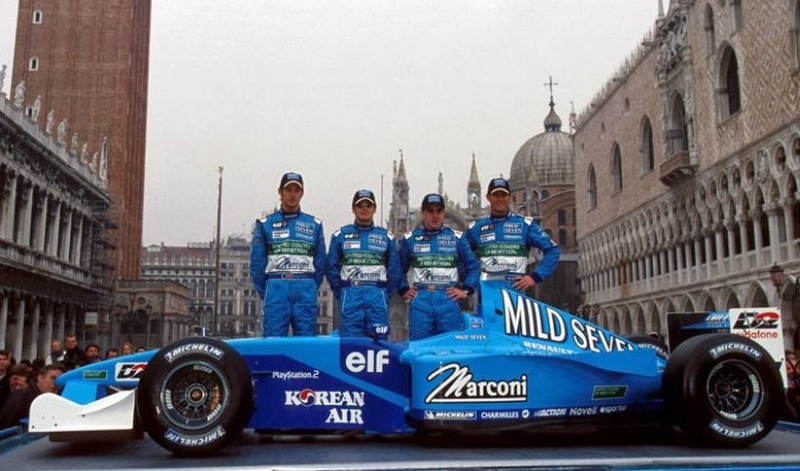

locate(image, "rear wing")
[[667, 308, 788, 387]]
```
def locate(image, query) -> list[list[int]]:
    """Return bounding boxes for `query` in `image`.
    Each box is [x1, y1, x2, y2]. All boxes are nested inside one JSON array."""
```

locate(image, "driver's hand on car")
[[512, 275, 536, 291]]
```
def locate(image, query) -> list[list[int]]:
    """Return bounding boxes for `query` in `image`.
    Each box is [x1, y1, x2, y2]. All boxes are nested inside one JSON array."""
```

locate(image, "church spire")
[[468, 152, 480, 190], [467, 152, 482, 216], [543, 75, 563, 133], [395, 149, 408, 186]]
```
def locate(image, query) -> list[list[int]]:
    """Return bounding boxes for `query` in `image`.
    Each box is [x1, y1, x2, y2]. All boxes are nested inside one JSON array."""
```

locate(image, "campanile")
[[12, 0, 151, 279]]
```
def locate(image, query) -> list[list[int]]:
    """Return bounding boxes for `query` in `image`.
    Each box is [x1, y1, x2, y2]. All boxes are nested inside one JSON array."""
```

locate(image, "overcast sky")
[[0, 1, 661, 246]]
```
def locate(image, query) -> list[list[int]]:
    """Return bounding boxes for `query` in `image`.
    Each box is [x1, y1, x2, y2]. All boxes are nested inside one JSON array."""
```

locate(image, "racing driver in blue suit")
[[326, 189, 402, 338], [250, 172, 326, 336], [398, 193, 480, 340], [465, 177, 560, 293]]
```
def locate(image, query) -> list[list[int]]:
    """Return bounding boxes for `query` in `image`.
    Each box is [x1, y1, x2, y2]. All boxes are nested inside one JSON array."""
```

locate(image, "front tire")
[[136, 338, 253, 456], [663, 333, 783, 447]]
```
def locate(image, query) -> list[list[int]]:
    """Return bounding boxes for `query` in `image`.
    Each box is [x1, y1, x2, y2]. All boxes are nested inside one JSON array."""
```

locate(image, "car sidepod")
[[233, 335, 411, 435], [403, 285, 665, 432]]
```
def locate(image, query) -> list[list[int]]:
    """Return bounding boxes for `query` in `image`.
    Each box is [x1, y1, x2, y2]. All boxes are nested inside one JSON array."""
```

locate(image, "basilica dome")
[[509, 101, 575, 194]]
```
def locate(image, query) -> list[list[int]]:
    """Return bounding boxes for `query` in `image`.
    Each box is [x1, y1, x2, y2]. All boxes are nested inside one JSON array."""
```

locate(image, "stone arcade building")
[[0, 91, 113, 361], [574, 1, 800, 348]]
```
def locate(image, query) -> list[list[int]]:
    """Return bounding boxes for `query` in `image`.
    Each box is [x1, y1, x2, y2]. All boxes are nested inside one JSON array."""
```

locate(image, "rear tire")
[[663, 333, 783, 447], [136, 338, 253, 456]]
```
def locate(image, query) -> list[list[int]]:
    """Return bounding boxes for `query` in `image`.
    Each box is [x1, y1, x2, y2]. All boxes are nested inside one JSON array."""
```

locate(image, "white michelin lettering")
[[425, 363, 527, 403], [164, 426, 225, 446], [710, 420, 763, 438], [709, 342, 762, 360], [165, 343, 224, 363]]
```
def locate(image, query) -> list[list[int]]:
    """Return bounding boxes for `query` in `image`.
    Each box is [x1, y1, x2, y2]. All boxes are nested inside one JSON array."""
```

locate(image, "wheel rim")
[[706, 359, 763, 420], [160, 360, 231, 430]]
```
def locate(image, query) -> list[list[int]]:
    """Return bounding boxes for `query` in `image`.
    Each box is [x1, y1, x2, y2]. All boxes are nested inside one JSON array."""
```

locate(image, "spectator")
[[0, 363, 64, 429], [135, 346, 147, 353], [63, 333, 85, 370], [8, 364, 32, 392], [105, 348, 119, 359], [84, 343, 101, 364], [786, 350, 799, 421], [0, 350, 10, 409], [120, 342, 134, 356], [44, 339, 65, 366]]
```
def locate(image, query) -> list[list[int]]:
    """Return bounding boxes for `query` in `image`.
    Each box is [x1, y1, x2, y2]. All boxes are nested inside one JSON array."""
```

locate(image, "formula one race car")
[[28, 281, 785, 456]]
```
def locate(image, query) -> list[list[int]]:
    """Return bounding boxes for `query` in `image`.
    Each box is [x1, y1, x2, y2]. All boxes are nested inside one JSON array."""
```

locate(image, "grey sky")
[[0, 1, 660, 246]]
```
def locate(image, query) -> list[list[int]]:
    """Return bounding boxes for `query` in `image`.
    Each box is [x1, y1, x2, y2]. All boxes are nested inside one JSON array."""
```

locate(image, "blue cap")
[[421, 193, 445, 209], [280, 172, 304, 189]]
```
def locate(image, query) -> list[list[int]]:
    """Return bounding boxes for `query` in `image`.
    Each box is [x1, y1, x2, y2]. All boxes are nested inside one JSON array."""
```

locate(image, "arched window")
[[704, 5, 715, 54], [612, 143, 623, 193], [730, 0, 743, 31], [641, 116, 654, 173], [558, 229, 568, 246], [557, 209, 567, 225], [29, 57, 39, 71], [668, 93, 688, 156], [588, 165, 597, 210], [32, 10, 43, 24], [719, 46, 741, 118], [794, 0, 800, 70]]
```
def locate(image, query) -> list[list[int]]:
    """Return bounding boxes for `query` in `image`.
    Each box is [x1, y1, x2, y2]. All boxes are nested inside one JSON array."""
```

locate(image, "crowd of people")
[[0, 338, 149, 430], [785, 349, 800, 421], [251, 172, 560, 340]]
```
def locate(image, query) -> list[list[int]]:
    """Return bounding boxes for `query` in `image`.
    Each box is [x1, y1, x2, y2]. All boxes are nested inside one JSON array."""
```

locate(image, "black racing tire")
[[627, 334, 670, 361], [136, 337, 253, 456], [663, 333, 784, 447]]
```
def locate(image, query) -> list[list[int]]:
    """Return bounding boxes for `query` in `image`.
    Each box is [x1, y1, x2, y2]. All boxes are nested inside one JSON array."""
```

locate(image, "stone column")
[[765, 204, 782, 264], [14, 297, 26, 361], [714, 225, 725, 267], [21, 180, 34, 247], [57, 304, 66, 341], [0, 294, 7, 350], [62, 208, 73, 262], [784, 197, 797, 259], [36, 191, 48, 252], [50, 201, 62, 257], [751, 210, 764, 266], [704, 232, 713, 277], [72, 214, 84, 265], [1, 172, 17, 240], [29, 298, 41, 361], [43, 302, 54, 356]]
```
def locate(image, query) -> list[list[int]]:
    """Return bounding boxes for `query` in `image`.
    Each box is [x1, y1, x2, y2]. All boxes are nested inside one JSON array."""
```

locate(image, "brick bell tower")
[[12, 0, 152, 280]]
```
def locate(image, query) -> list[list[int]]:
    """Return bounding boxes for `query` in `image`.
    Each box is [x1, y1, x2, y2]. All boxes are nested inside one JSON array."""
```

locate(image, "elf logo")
[[345, 349, 389, 373]]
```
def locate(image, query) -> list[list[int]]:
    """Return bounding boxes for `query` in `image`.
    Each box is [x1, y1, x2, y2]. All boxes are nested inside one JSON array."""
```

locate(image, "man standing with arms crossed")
[[398, 193, 480, 340], [466, 177, 560, 293], [327, 189, 402, 338], [251, 172, 326, 336]]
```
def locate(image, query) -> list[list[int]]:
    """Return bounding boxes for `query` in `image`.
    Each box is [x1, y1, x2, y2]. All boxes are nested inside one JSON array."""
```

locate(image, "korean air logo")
[[296, 388, 316, 407]]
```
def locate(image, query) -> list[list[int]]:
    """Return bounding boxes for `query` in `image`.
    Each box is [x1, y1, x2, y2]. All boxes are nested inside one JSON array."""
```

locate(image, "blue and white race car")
[[28, 282, 785, 456]]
